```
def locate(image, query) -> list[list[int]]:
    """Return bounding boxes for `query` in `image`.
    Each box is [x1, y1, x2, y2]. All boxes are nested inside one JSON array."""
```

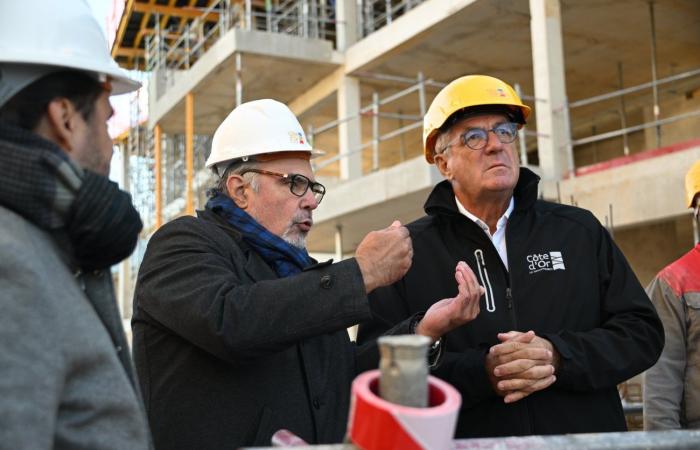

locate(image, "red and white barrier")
[[347, 370, 461, 450]]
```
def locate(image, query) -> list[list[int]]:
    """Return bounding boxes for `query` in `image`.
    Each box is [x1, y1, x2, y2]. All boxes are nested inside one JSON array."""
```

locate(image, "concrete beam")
[[344, 0, 479, 75], [289, 67, 344, 116], [558, 145, 700, 229], [148, 28, 341, 130]]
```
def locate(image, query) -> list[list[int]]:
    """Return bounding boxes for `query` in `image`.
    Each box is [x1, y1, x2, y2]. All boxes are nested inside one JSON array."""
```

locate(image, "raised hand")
[[355, 220, 413, 293], [415, 261, 483, 342]]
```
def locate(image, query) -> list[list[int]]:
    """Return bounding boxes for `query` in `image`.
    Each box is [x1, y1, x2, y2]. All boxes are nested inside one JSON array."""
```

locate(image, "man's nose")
[[300, 188, 319, 210], [483, 130, 505, 153]]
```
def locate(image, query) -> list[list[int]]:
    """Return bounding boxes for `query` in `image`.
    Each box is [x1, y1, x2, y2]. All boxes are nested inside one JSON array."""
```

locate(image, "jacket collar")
[[424, 167, 540, 217]]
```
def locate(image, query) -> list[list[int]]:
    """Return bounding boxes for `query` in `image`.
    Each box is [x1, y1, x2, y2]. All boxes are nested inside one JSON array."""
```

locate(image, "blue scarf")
[[206, 192, 312, 277]]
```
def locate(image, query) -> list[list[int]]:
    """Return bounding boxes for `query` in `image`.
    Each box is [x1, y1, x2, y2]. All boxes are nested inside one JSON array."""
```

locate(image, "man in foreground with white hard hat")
[[0, 1, 150, 448], [644, 160, 700, 430], [357, 75, 663, 437], [132, 98, 482, 449]]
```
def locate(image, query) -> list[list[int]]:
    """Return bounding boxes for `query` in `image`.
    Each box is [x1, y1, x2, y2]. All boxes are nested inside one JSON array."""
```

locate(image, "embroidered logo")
[[527, 251, 566, 274]]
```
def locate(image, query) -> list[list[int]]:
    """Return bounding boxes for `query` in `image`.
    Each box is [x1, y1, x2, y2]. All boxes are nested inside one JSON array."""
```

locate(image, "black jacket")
[[357, 168, 664, 437], [132, 210, 370, 449]]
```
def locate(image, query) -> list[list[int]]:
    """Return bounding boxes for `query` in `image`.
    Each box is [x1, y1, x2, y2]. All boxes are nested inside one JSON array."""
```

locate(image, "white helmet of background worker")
[[0, 0, 140, 108], [206, 99, 323, 176]]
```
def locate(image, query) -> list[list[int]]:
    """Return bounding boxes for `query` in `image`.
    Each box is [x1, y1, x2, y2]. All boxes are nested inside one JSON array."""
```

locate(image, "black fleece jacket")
[[357, 168, 663, 438]]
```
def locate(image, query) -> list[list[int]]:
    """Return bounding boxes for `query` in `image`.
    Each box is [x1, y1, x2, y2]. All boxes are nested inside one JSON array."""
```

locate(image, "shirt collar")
[[455, 196, 515, 233]]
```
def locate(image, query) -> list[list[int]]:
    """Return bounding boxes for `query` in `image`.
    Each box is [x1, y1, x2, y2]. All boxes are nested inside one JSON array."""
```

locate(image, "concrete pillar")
[[335, 0, 362, 180], [337, 76, 363, 180], [334, 225, 343, 261], [530, 0, 571, 181], [335, 0, 358, 52]]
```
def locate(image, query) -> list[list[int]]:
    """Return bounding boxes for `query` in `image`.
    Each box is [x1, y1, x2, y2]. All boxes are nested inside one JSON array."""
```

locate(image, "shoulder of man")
[[530, 198, 603, 235], [657, 246, 700, 298]]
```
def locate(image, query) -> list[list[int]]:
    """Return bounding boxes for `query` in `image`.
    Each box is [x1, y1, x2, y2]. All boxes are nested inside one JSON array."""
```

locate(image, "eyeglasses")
[[241, 169, 326, 204], [439, 122, 519, 153]]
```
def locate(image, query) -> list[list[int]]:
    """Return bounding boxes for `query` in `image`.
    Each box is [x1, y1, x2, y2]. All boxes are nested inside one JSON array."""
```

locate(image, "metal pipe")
[[417, 71, 426, 117], [568, 67, 700, 109], [562, 97, 575, 178], [235, 52, 242, 106], [377, 335, 431, 408], [649, 1, 661, 148], [185, 93, 195, 216], [572, 109, 700, 147], [378, 83, 419, 106], [154, 124, 163, 229], [617, 61, 630, 155], [372, 91, 379, 171]]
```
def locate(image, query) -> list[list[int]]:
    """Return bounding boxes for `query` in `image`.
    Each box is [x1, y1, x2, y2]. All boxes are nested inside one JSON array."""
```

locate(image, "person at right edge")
[[356, 74, 664, 437], [644, 160, 700, 430]]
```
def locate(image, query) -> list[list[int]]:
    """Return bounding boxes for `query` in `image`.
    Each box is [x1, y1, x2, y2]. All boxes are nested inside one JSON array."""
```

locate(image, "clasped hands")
[[485, 330, 559, 403]]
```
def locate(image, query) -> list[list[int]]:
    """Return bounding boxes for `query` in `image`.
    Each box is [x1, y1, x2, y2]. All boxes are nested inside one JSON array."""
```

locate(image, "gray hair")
[[434, 131, 454, 159], [210, 159, 260, 197]]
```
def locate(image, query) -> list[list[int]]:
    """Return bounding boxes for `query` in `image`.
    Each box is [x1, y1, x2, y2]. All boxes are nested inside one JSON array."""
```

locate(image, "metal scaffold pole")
[[154, 124, 163, 229], [185, 93, 195, 215]]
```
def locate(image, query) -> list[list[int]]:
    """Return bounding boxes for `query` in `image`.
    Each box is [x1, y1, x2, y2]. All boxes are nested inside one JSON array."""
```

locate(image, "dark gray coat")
[[0, 206, 151, 449], [132, 210, 371, 449]]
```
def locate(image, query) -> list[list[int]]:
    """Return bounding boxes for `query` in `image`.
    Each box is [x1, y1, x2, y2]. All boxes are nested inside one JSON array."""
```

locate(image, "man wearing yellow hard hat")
[[358, 75, 663, 438], [644, 160, 700, 430]]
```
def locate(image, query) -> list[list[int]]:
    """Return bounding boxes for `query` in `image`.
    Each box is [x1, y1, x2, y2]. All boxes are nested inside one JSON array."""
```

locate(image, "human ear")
[[226, 174, 250, 209], [434, 153, 453, 180], [44, 98, 80, 152]]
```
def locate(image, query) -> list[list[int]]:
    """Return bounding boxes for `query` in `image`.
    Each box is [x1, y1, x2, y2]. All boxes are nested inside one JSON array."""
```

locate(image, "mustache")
[[291, 211, 313, 226]]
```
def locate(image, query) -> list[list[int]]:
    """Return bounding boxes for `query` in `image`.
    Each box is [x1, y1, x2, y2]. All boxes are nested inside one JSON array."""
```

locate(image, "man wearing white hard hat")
[[0, 1, 150, 449], [132, 99, 481, 448]]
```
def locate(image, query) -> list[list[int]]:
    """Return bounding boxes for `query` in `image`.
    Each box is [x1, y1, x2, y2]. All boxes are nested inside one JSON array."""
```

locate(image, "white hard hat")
[[206, 99, 322, 175], [0, 0, 140, 108]]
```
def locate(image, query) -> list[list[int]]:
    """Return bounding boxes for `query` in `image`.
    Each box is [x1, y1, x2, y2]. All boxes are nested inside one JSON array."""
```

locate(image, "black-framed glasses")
[[439, 122, 519, 153], [241, 169, 326, 204]]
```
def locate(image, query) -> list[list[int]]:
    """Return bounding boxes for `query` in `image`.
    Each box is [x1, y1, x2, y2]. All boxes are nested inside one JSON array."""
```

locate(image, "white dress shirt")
[[455, 196, 514, 270]]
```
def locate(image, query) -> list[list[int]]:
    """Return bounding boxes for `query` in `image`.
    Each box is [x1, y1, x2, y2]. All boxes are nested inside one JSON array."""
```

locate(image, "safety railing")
[[145, 0, 338, 73], [308, 72, 541, 176], [360, 0, 427, 37]]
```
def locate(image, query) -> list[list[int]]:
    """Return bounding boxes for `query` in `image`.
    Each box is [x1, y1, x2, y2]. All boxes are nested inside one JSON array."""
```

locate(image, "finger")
[[390, 220, 402, 228], [498, 364, 555, 384], [457, 262, 481, 294], [503, 375, 556, 404], [494, 355, 552, 377], [490, 340, 531, 356], [498, 373, 554, 392], [497, 330, 535, 344], [454, 270, 468, 299], [497, 331, 523, 341], [496, 348, 553, 369]]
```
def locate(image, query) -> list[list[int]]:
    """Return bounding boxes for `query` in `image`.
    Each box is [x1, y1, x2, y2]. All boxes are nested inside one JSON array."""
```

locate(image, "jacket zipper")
[[474, 249, 495, 312]]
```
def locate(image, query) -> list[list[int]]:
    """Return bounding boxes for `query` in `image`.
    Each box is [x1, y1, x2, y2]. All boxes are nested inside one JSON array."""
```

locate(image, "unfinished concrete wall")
[[615, 216, 694, 287]]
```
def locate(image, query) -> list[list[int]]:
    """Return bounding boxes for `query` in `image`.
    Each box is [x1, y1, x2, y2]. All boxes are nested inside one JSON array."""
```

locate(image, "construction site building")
[[111, 2, 700, 416]]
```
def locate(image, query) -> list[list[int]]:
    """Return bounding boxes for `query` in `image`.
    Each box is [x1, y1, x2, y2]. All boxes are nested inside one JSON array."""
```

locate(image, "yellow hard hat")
[[423, 75, 531, 163], [685, 160, 700, 208]]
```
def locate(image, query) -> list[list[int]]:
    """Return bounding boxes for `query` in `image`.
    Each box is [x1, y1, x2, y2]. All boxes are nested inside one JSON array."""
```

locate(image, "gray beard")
[[282, 229, 307, 249]]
